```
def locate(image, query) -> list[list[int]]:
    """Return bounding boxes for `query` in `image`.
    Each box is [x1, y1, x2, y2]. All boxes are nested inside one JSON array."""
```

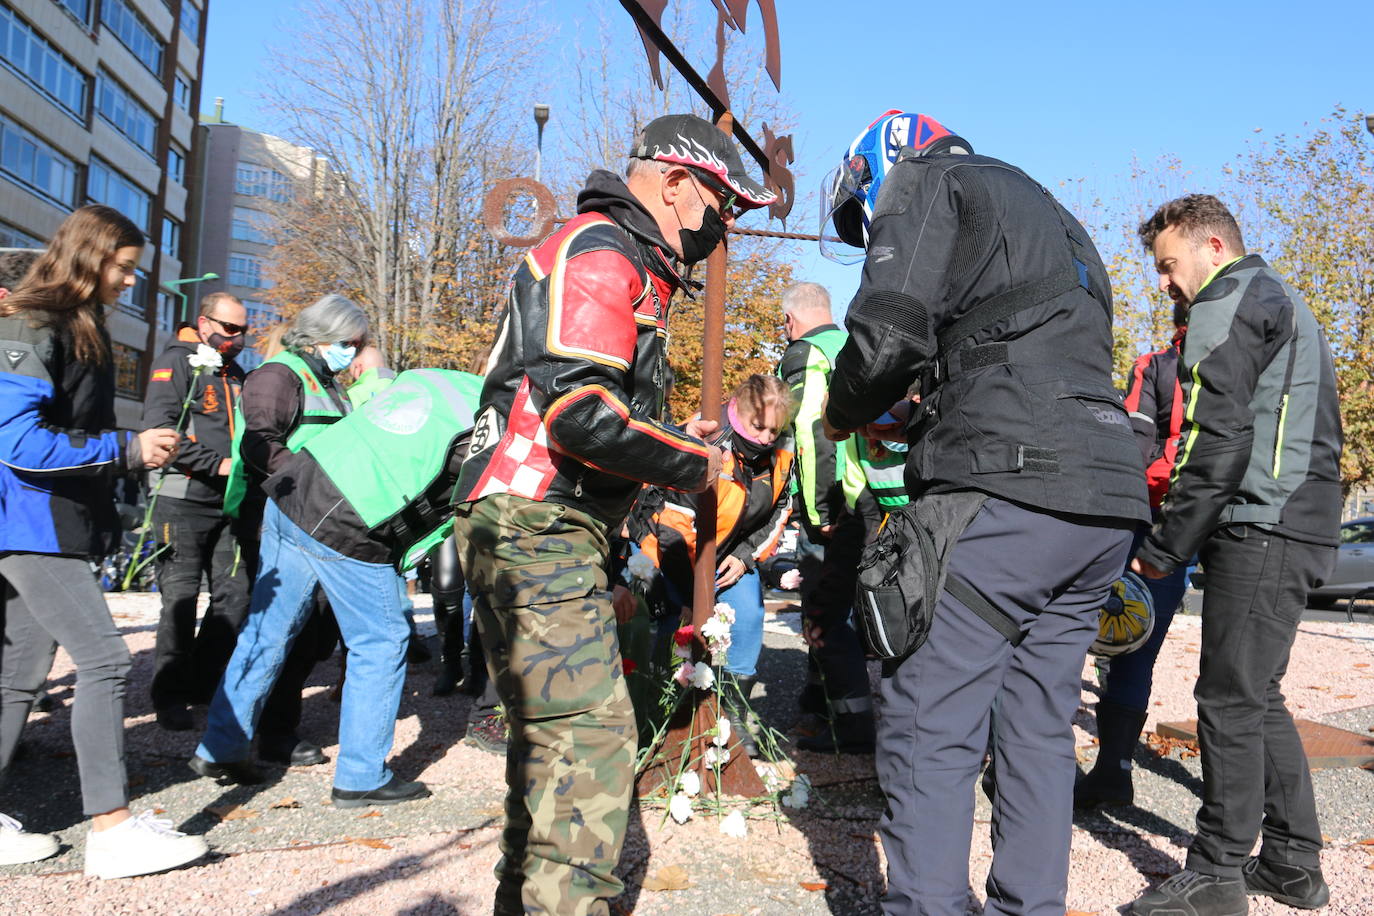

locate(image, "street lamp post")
[[161, 272, 220, 327], [533, 103, 550, 183]]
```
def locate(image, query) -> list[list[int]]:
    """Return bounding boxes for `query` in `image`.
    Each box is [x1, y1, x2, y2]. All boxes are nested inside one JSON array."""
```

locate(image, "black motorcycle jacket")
[[825, 152, 1150, 524], [140, 328, 245, 507], [454, 170, 711, 527]]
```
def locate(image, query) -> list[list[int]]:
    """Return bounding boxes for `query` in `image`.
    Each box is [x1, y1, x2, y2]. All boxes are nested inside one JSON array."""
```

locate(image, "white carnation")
[[713, 715, 731, 747], [188, 344, 223, 370], [687, 663, 715, 691], [669, 792, 693, 824], [679, 770, 701, 798], [719, 810, 748, 838]]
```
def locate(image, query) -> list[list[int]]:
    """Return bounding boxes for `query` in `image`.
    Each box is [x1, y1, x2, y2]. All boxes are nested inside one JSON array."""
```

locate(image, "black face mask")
[[207, 332, 245, 360], [733, 431, 772, 464], [678, 205, 728, 265]]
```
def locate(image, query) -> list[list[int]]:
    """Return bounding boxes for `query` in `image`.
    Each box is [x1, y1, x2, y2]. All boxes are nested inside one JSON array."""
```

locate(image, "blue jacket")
[[0, 314, 133, 557]]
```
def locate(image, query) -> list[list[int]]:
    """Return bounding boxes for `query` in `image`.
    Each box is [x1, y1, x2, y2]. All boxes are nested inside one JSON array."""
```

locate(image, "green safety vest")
[[346, 366, 395, 409], [303, 369, 483, 569], [844, 436, 910, 510], [223, 349, 347, 518], [781, 326, 851, 526]]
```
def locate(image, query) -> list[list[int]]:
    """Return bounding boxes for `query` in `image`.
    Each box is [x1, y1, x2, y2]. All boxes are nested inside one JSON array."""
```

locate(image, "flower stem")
[[120, 368, 203, 590]]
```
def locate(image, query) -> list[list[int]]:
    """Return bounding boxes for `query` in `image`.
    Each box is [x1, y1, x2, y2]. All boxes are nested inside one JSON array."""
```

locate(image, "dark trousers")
[[1186, 526, 1333, 877], [150, 498, 251, 709], [876, 498, 1131, 916], [800, 503, 876, 709]]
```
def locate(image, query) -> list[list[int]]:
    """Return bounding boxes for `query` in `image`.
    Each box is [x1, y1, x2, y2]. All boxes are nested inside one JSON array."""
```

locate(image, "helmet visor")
[[818, 160, 868, 265]]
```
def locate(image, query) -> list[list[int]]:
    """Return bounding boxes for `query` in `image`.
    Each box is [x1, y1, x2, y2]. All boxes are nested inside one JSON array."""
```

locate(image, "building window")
[[96, 70, 158, 156], [111, 342, 142, 396], [87, 157, 151, 232], [231, 207, 273, 245], [167, 143, 185, 184], [241, 298, 279, 331], [114, 267, 147, 319], [0, 219, 42, 249], [156, 289, 176, 331], [172, 70, 190, 112], [0, 4, 89, 120], [179, 2, 200, 39], [54, 0, 92, 26], [228, 254, 268, 289], [101, 0, 163, 77], [0, 112, 79, 206], [161, 216, 180, 260], [234, 162, 291, 202]]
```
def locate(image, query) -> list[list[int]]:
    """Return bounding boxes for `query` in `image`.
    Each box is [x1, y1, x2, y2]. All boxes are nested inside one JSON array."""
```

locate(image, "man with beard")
[[1128, 194, 1341, 916]]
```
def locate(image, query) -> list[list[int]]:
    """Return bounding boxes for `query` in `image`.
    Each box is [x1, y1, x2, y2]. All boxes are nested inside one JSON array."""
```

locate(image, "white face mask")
[[322, 343, 356, 373]]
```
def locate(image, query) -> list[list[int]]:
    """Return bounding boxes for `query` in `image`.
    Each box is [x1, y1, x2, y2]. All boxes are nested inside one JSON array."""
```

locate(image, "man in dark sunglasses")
[[140, 291, 257, 735]]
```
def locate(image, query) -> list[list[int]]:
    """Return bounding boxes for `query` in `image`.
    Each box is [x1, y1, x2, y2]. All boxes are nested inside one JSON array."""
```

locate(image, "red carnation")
[[673, 625, 695, 647], [621, 658, 637, 675]]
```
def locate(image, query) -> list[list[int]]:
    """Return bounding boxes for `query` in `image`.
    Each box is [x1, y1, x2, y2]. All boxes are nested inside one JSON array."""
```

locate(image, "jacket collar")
[[576, 170, 689, 294]]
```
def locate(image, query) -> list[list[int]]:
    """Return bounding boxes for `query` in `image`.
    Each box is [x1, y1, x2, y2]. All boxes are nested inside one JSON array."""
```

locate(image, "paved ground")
[[2, 591, 1372, 915]]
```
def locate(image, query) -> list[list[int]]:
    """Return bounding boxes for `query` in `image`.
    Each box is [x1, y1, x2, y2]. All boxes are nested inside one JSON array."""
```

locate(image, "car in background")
[[1306, 517, 1374, 608]]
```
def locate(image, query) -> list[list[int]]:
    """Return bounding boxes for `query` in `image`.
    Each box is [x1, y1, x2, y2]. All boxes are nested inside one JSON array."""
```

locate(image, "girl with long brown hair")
[[0, 205, 207, 876]]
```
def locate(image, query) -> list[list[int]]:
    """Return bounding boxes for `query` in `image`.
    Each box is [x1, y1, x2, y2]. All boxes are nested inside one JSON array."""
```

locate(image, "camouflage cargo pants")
[[453, 494, 636, 916]]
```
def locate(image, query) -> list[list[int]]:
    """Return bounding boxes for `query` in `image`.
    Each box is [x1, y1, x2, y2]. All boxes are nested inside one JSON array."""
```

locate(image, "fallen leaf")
[[1335, 694, 1356, 699], [1357, 837, 1374, 846], [642, 865, 692, 891], [349, 836, 392, 850], [1067, 911, 1098, 916], [204, 804, 258, 821], [357, 810, 382, 818], [270, 797, 302, 809], [800, 881, 828, 892], [1354, 663, 1369, 668], [153, 807, 166, 816]]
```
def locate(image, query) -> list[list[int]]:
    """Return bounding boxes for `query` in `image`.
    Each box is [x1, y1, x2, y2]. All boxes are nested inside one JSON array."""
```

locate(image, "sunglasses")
[[206, 316, 248, 336], [689, 167, 739, 216]]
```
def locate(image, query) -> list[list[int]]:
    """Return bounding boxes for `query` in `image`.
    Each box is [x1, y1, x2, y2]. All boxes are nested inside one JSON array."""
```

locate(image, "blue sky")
[[203, 0, 1372, 315]]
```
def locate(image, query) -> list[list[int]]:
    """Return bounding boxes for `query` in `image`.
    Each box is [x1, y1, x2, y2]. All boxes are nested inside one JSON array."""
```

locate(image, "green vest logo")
[[367, 385, 432, 436]]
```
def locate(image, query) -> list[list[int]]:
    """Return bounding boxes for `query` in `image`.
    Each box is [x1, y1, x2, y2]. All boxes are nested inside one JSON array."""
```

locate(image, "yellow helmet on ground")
[[1089, 571, 1154, 657]]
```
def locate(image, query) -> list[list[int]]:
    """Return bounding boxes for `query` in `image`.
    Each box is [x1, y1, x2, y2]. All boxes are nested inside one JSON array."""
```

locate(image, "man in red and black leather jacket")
[[453, 114, 774, 915]]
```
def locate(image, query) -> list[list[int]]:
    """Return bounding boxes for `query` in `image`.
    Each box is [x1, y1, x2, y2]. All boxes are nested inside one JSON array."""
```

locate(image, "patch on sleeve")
[[151, 368, 173, 382]]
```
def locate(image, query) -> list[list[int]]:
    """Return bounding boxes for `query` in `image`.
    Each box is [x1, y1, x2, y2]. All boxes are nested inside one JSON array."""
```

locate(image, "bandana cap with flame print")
[[629, 114, 776, 211]]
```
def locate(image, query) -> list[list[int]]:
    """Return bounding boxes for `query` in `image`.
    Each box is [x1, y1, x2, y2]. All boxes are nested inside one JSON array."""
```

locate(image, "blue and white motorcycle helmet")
[[819, 110, 972, 264]]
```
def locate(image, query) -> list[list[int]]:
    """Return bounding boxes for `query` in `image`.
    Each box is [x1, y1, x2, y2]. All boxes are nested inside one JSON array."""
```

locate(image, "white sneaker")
[[0, 812, 59, 865], [83, 810, 208, 879]]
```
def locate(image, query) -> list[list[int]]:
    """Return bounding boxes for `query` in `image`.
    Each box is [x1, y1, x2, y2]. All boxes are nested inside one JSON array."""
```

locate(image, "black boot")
[[432, 609, 465, 697], [723, 676, 759, 758], [796, 699, 875, 754], [1074, 699, 1149, 809]]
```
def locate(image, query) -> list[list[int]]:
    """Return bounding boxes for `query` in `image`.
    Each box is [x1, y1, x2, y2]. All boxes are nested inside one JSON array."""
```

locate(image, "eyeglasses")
[[340, 338, 366, 350], [206, 316, 248, 336]]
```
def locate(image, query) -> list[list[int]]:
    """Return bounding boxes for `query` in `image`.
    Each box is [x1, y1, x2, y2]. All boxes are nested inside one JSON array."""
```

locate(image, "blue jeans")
[[197, 500, 411, 791], [722, 569, 764, 677], [656, 567, 765, 677]]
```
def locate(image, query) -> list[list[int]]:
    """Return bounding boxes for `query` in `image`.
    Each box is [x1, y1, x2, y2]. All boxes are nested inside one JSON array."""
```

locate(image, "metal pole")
[[690, 111, 732, 644], [534, 104, 550, 185]]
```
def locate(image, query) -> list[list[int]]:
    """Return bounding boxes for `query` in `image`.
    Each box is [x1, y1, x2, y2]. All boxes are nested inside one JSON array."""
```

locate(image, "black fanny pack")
[[854, 490, 1021, 661]]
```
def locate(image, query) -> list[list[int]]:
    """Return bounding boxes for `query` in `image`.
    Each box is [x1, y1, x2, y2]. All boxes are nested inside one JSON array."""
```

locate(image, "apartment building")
[[188, 102, 325, 369], [0, 0, 209, 424]]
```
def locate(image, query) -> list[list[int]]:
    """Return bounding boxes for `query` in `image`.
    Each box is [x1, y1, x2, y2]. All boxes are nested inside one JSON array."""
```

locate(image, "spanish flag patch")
[[151, 369, 173, 382]]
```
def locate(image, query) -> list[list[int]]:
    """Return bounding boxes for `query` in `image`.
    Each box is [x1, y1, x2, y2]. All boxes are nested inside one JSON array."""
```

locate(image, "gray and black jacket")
[[1135, 254, 1342, 572]]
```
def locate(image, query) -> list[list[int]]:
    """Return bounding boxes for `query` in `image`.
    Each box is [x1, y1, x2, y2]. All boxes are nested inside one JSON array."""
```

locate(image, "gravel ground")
[[2, 592, 1371, 915]]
